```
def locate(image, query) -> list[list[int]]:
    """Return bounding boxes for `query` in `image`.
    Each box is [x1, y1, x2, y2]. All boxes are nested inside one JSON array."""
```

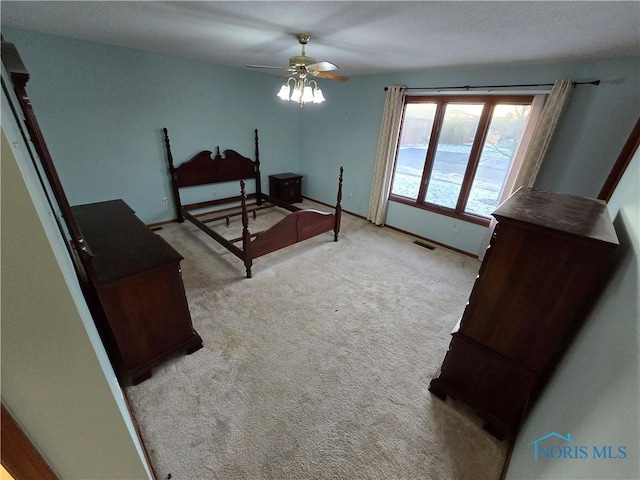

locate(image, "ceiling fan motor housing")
[[289, 54, 317, 67]]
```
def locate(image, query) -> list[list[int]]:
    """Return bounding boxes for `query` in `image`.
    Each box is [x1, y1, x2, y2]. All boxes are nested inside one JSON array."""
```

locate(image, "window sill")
[[389, 196, 492, 227]]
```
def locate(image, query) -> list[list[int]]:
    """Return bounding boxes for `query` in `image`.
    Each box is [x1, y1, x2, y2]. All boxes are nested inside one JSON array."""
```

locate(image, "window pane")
[[465, 104, 532, 217], [425, 104, 483, 208], [391, 103, 437, 199]]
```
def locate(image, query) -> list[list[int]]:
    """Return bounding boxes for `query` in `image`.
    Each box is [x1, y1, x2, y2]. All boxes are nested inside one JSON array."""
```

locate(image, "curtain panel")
[[478, 79, 573, 260], [367, 85, 406, 226], [511, 79, 573, 190]]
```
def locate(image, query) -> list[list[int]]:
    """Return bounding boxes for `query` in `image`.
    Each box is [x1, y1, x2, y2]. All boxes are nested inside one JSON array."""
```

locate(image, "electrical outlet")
[[348, 192, 352, 199], [162, 197, 169, 205], [453, 224, 460, 233]]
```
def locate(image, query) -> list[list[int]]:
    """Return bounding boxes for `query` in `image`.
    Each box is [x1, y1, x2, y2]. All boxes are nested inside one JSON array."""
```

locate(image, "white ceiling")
[[1, 1, 639, 77]]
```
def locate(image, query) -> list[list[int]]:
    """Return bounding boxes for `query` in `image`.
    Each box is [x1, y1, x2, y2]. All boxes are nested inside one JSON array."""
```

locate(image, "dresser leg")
[[428, 380, 448, 401], [132, 370, 152, 385], [482, 421, 506, 441]]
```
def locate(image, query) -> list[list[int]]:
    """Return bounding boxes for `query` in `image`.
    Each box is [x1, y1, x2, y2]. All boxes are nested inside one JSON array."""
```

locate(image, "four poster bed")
[[163, 128, 343, 278]]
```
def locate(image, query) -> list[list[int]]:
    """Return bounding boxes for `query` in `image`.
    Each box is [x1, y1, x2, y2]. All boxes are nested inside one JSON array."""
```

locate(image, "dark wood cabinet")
[[269, 173, 303, 203], [72, 200, 202, 384], [429, 188, 618, 439]]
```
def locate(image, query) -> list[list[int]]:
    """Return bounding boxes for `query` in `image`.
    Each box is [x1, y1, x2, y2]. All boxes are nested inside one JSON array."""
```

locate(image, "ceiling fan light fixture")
[[255, 33, 347, 106], [276, 77, 326, 106]]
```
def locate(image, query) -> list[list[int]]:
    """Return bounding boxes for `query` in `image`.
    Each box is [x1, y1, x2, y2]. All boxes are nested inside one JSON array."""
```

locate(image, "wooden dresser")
[[429, 188, 618, 439], [72, 199, 202, 384], [269, 173, 303, 203]]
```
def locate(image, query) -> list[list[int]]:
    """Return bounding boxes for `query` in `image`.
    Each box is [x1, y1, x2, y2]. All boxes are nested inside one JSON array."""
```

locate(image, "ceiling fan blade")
[[277, 72, 298, 79], [313, 71, 350, 83], [246, 64, 290, 70], [306, 61, 338, 72]]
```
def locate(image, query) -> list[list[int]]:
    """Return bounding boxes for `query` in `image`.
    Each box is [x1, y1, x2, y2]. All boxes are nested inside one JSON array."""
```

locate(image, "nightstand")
[[269, 173, 303, 203]]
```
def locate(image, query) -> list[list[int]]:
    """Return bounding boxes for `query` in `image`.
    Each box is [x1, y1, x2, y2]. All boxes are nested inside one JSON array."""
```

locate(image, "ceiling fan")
[[247, 34, 349, 83]]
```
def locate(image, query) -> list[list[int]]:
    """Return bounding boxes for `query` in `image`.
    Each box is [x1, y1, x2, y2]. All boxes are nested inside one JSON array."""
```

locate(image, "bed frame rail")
[[182, 209, 244, 259]]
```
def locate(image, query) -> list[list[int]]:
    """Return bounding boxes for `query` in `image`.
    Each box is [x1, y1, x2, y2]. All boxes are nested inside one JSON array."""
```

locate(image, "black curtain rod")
[[384, 80, 600, 91]]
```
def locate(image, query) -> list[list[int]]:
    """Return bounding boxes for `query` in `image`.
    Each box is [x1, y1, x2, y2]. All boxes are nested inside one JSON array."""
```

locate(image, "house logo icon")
[[527, 432, 573, 462], [527, 432, 627, 462]]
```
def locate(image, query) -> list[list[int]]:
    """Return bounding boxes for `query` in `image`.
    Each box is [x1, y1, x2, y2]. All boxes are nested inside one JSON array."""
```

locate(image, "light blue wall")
[[299, 57, 640, 255], [299, 77, 383, 215], [4, 27, 639, 255], [387, 201, 488, 254], [506, 146, 639, 480], [2, 27, 301, 224]]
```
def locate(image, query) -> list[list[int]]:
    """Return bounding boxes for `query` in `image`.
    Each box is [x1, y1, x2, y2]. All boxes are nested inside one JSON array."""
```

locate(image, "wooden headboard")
[[163, 128, 263, 221], [163, 128, 261, 188], [172, 147, 257, 187]]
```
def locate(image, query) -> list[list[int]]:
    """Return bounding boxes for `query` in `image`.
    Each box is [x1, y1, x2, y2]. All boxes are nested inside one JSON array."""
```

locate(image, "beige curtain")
[[478, 79, 573, 260], [367, 85, 406, 226], [511, 79, 574, 190]]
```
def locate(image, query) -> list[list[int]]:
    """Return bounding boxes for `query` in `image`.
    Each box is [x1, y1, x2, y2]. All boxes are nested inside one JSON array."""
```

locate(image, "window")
[[390, 95, 540, 225]]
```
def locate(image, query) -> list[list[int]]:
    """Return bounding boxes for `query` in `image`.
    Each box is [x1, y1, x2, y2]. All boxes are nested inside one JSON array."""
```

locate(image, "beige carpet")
[[126, 200, 507, 479]]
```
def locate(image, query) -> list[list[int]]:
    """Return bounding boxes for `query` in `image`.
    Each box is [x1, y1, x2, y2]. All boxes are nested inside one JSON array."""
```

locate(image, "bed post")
[[163, 128, 184, 223], [254, 128, 263, 206], [240, 180, 253, 278], [334, 166, 343, 242]]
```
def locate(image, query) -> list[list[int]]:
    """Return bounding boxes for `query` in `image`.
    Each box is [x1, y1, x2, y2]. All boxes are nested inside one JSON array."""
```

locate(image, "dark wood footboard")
[[240, 166, 343, 278], [250, 209, 336, 259]]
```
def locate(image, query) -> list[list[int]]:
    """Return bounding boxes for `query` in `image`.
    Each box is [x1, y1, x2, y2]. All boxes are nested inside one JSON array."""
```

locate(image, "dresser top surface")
[[493, 188, 619, 245], [72, 199, 182, 283]]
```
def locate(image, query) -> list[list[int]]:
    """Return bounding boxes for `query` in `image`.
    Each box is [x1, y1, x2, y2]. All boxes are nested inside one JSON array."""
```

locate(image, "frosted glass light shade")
[[290, 85, 302, 102], [313, 87, 326, 103], [277, 84, 290, 100], [302, 86, 314, 103]]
